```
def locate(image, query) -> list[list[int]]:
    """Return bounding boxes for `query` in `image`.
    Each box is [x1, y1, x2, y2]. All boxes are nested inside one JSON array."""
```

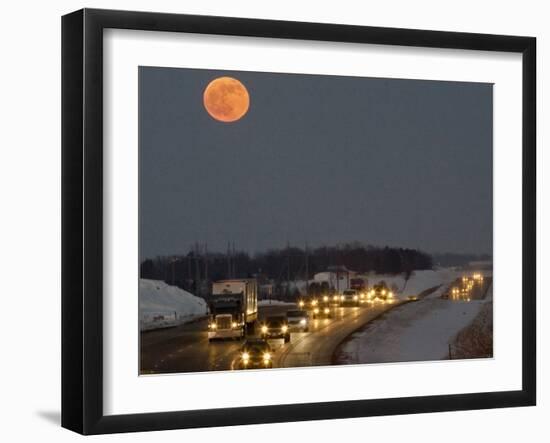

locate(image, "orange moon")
[[203, 77, 250, 122]]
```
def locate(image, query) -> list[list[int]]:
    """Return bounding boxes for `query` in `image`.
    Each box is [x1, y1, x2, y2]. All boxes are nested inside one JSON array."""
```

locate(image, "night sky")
[[139, 67, 492, 260]]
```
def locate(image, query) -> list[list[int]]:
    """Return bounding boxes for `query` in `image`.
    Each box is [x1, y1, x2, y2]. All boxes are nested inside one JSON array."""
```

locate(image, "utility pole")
[[204, 242, 209, 283], [171, 258, 176, 286], [227, 242, 231, 279], [305, 242, 309, 297], [286, 241, 291, 297], [194, 242, 201, 296], [187, 250, 192, 288], [232, 242, 236, 278]]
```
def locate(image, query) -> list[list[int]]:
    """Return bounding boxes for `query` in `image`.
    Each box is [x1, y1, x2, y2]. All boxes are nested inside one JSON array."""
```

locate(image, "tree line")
[[140, 242, 433, 293]]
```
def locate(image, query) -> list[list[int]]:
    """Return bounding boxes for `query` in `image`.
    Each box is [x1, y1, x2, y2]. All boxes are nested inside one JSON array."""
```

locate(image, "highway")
[[140, 301, 405, 374]]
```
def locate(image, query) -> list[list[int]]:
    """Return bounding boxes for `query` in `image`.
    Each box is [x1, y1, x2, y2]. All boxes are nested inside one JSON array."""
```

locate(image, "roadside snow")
[[337, 296, 489, 364], [367, 269, 463, 299], [139, 279, 208, 331]]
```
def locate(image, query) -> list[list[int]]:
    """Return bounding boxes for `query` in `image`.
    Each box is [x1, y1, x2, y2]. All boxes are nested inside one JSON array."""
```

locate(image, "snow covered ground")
[[337, 281, 493, 364], [365, 269, 464, 299], [139, 279, 208, 331]]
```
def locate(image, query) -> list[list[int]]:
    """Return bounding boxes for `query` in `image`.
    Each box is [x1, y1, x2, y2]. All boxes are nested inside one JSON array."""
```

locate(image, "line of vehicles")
[[206, 278, 396, 369]]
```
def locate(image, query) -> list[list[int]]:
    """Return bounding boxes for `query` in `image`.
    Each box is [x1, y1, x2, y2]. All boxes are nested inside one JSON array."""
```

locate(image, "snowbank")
[[337, 296, 490, 364], [139, 279, 208, 331], [366, 269, 464, 298]]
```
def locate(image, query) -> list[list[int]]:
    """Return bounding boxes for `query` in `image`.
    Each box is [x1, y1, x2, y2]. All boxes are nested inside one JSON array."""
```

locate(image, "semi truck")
[[208, 279, 258, 342]]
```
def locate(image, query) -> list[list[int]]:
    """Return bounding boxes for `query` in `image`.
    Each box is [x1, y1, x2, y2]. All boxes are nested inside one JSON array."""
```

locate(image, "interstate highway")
[[140, 300, 406, 374]]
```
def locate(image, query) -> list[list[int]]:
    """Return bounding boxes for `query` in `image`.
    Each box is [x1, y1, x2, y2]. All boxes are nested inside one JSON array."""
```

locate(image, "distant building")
[[313, 265, 357, 292]]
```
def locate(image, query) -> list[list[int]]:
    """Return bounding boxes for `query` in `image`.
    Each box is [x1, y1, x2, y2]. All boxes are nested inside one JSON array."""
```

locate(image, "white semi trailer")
[[208, 279, 258, 342]]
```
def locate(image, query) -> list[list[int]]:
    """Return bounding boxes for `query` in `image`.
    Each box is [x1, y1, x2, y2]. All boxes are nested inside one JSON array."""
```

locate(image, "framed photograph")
[[62, 8, 536, 435]]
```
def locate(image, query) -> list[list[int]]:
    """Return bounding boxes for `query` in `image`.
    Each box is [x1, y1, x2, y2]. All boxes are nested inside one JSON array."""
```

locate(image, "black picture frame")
[[62, 8, 536, 435]]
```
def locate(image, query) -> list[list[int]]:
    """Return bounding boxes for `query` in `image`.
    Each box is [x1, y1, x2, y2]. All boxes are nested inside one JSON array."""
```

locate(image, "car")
[[260, 316, 291, 343], [237, 339, 273, 369], [341, 289, 360, 306], [372, 282, 394, 301], [311, 304, 332, 319], [286, 309, 310, 332]]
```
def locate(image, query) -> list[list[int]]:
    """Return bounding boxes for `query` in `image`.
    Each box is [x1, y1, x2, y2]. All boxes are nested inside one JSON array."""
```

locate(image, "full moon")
[[203, 77, 250, 122]]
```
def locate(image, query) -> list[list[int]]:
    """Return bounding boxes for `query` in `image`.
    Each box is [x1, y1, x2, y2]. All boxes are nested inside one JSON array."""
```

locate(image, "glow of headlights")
[[210, 323, 217, 329], [299, 301, 305, 307], [323, 296, 329, 302], [261, 326, 268, 333], [353, 295, 358, 300], [281, 325, 288, 333], [300, 319, 307, 325], [232, 322, 238, 328], [340, 295, 345, 301], [242, 352, 250, 361], [324, 308, 330, 314], [314, 308, 319, 314], [263, 352, 271, 361]]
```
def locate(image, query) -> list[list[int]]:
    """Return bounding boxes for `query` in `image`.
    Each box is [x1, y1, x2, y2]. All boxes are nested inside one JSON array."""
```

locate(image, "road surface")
[[140, 301, 405, 374]]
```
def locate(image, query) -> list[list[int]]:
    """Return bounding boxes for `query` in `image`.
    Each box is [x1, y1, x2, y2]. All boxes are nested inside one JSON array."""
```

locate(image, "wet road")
[[140, 301, 406, 374], [274, 301, 406, 368], [443, 276, 492, 301]]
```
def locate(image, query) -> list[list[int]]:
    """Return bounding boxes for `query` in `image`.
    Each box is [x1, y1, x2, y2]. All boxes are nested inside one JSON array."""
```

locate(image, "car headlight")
[[353, 295, 358, 300], [388, 292, 393, 298], [340, 295, 345, 301], [263, 352, 271, 361], [281, 325, 288, 333], [242, 352, 249, 361], [313, 308, 319, 314], [324, 308, 330, 314], [300, 318, 307, 325], [333, 295, 338, 301], [311, 300, 318, 306], [323, 296, 329, 302], [232, 322, 238, 328], [261, 325, 268, 333], [381, 289, 386, 295], [299, 301, 305, 307], [209, 323, 217, 329]]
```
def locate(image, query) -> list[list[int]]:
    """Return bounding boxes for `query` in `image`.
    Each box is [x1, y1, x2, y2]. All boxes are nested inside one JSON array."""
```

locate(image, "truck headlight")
[[353, 295, 358, 301], [281, 325, 288, 333], [261, 325, 268, 333], [299, 301, 305, 308], [210, 323, 217, 329], [300, 319, 307, 325]]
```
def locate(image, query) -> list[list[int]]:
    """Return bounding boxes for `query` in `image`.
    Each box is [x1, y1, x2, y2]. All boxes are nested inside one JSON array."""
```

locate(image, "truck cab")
[[208, 279, 258, 342], [208, 313, 243, 342]]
